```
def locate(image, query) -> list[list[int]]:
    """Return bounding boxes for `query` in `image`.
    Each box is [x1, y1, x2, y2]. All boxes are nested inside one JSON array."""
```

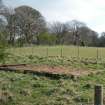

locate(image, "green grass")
[[0, 70, 105, 105], [8, 46, 105, 58], [6, 45, 105, 70], [3, 54, 105, 71], [0, 46, 105, 105]]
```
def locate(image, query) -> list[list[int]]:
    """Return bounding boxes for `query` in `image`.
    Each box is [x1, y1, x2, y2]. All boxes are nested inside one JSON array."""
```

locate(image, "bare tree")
[[66, 20, 86, 45], [48, 22, 67, 44], [0, 0, 10, 16]]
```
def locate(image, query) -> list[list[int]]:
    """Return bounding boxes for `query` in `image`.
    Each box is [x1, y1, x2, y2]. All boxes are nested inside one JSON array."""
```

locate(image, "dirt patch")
[[0, 64, 103, 77]]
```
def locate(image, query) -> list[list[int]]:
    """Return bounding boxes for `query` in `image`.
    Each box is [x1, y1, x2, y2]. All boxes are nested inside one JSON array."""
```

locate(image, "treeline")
[[0, 2, 105, 47]]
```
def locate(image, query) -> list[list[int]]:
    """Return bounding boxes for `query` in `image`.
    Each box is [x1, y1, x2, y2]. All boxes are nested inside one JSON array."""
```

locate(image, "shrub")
[[0, 44, 9, 64]]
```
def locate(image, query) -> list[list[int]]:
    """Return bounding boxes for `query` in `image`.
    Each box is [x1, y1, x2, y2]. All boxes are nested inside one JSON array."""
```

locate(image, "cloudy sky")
[[4, 0, 105, 33]]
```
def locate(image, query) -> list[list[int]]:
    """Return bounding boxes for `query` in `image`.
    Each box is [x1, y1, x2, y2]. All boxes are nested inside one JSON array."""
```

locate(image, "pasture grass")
[[0, 46, 105, 105], [3, 54, 105, 71], [8, 45, 105, 58], [6, 46, 105, 70], [0, 70, 105, 105]]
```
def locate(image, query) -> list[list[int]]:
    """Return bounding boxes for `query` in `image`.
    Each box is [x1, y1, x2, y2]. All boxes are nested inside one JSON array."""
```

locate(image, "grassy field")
[[0, 46, 104, 105], [0, 45, 104, 70], [0, 70, 105, 105], [8, 46, 105, 58]]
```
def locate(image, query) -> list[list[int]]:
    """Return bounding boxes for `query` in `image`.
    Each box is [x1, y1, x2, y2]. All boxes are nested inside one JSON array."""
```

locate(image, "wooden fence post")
[[46, 48, 48, 57], [61, 47, 63, 57], [94, 85, 103, 105]]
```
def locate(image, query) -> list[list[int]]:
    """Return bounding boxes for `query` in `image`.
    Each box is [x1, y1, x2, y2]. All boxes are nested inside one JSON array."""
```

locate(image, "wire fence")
[[9, 46, 105, 58], [8, 46, 105, 68]]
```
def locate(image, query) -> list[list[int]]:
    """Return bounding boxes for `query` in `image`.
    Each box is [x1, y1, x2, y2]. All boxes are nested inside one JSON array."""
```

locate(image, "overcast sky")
[[4, 0, 105, 33]]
